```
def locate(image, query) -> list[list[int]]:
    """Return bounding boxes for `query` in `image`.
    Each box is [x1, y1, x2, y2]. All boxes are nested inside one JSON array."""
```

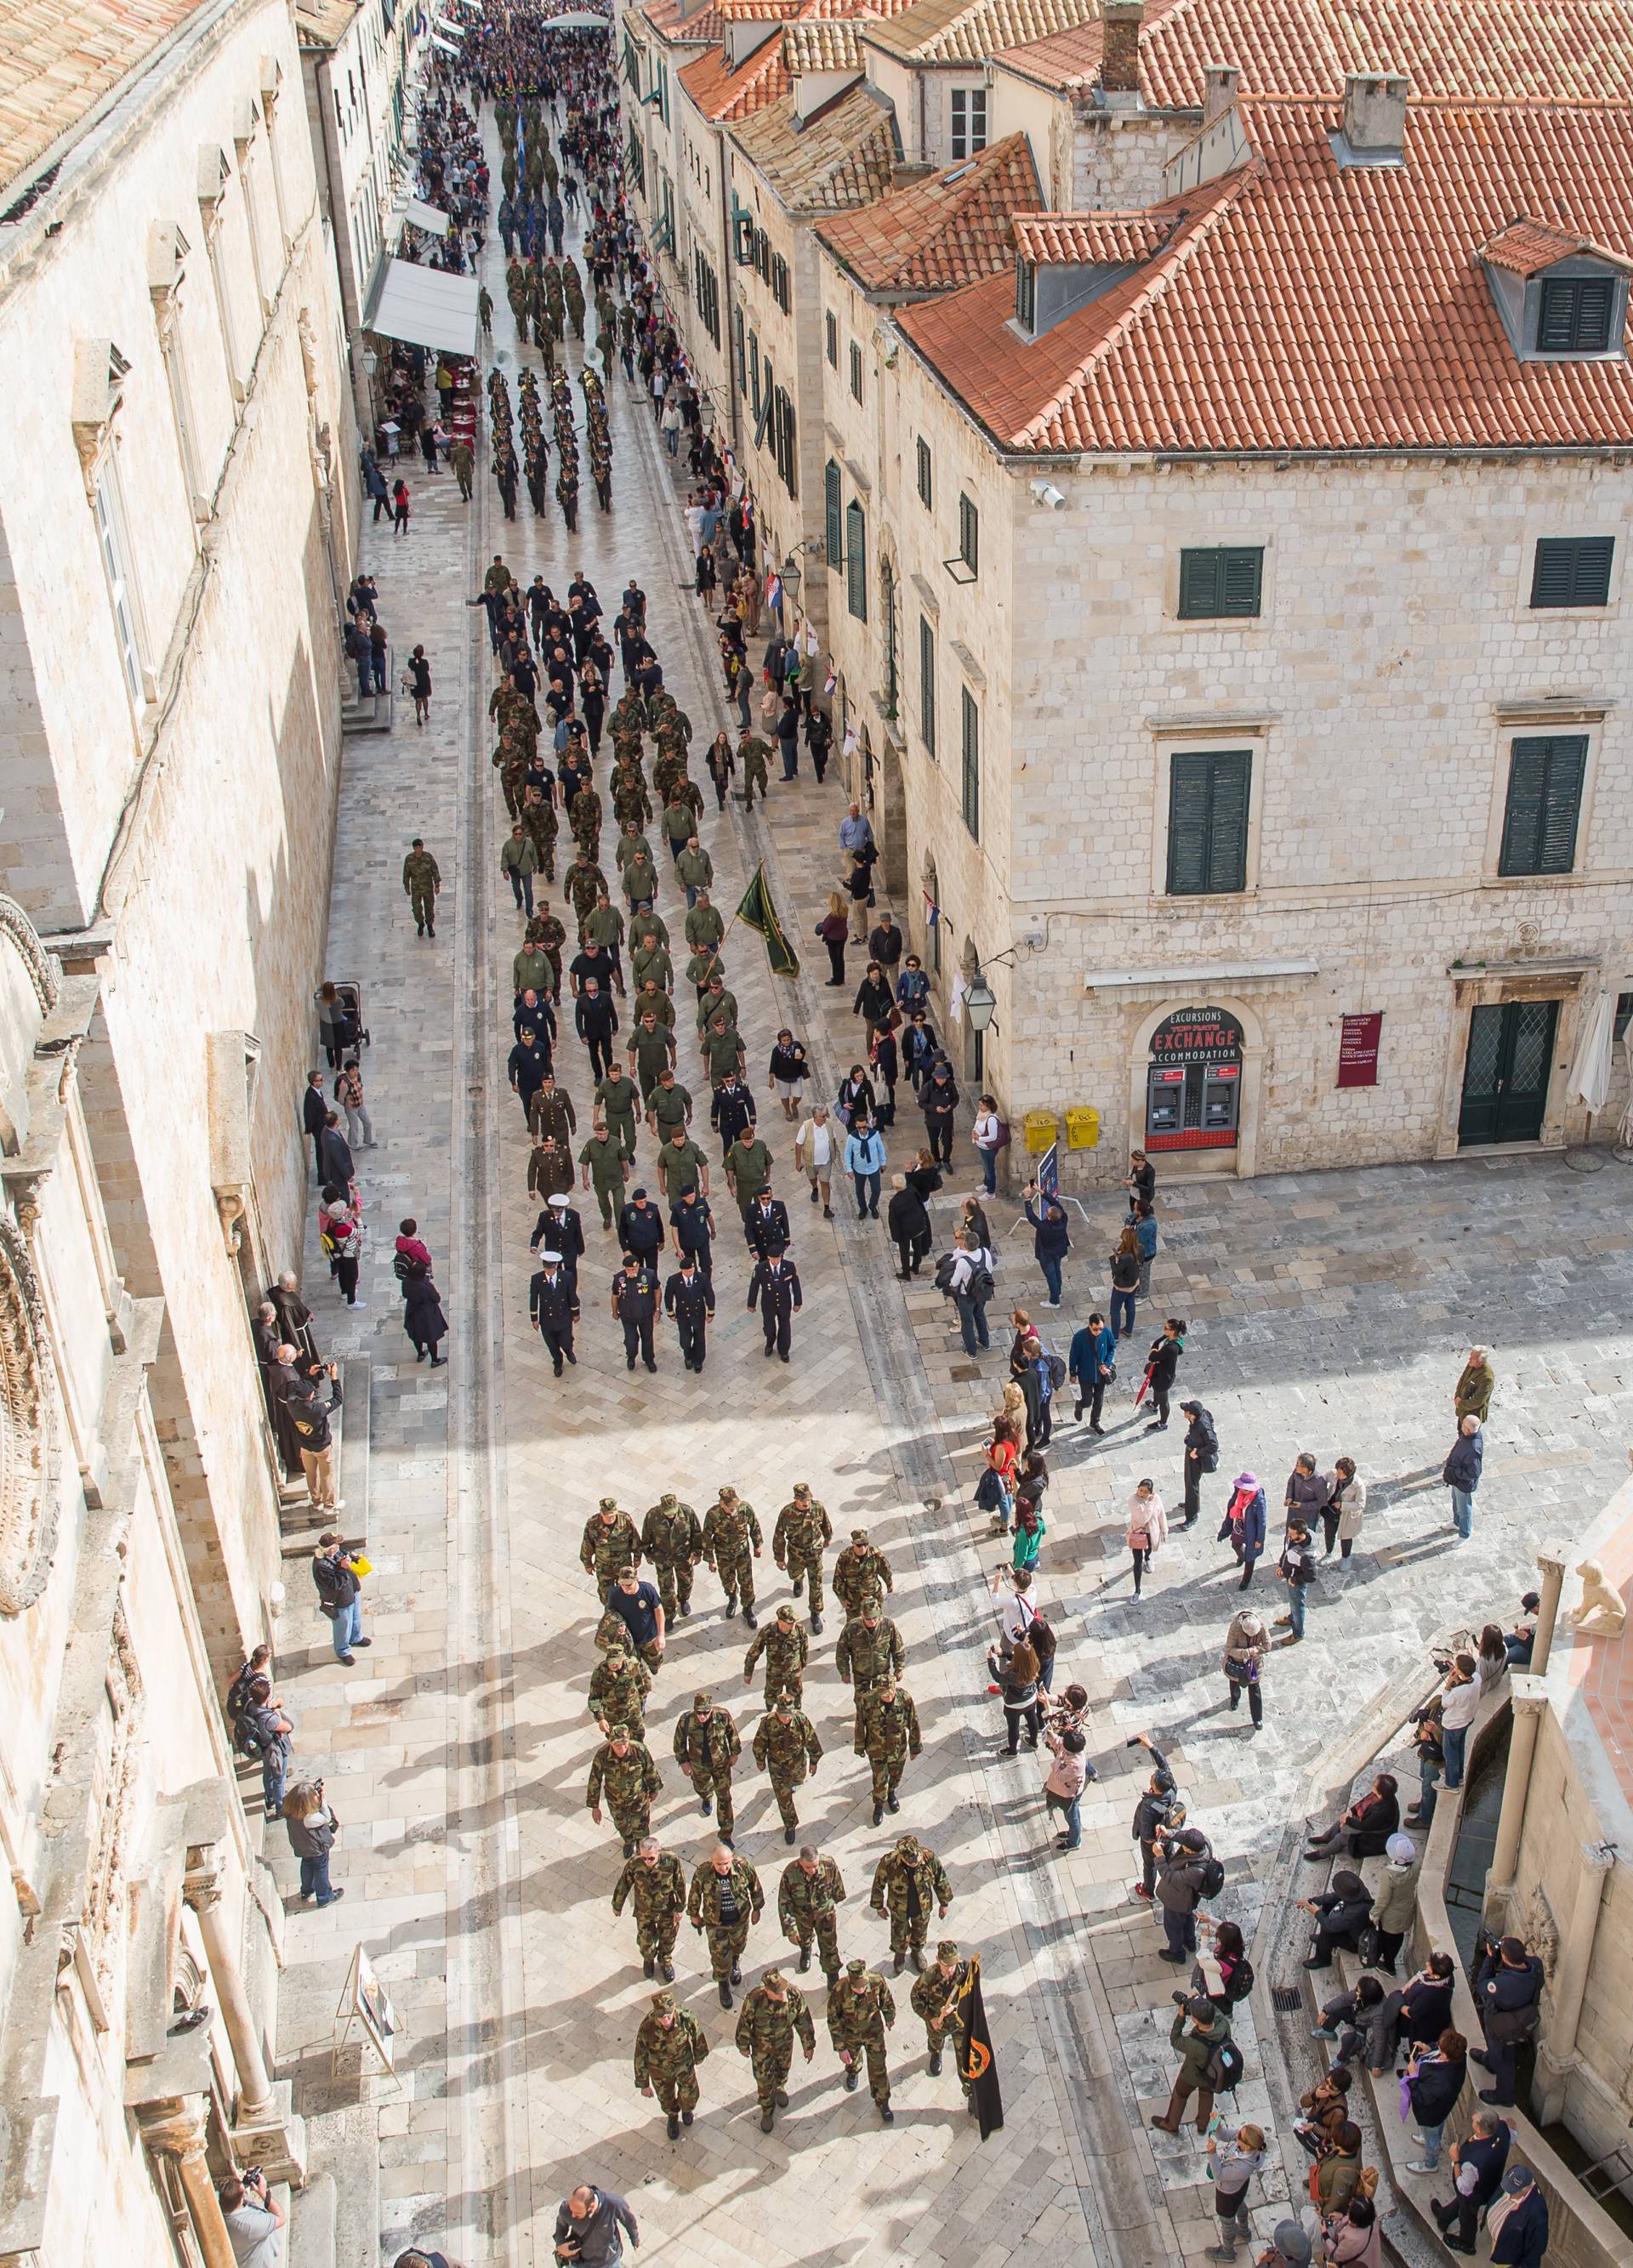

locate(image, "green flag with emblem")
[[734, 862, 800, 979]]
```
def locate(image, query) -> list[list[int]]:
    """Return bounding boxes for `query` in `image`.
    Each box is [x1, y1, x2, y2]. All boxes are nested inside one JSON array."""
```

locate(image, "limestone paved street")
[[270, 168, 1633, 2268]]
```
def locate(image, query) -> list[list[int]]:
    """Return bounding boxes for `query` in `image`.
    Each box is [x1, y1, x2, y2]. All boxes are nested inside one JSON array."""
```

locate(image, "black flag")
[[956, 1953, 1004, 2138]]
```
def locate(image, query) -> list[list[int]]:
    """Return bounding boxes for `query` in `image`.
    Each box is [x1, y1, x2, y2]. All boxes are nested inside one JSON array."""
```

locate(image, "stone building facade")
[[0, 0, 353, 2252]]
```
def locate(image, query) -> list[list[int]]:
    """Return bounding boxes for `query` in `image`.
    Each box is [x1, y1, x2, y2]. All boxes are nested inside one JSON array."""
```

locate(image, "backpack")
[[970, 1265, 995, 1305], [233, 1712, 268, 1759], [1222, 1955, 1255, 2005], [1199, 1854, 1226, 1899], [1045, 1351, 1067, 1393], [1203, 2038, 1245, 2094]]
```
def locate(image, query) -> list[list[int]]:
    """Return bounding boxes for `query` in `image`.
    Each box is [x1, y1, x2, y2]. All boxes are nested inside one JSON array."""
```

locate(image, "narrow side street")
[[270, 140, 1633, 2268]]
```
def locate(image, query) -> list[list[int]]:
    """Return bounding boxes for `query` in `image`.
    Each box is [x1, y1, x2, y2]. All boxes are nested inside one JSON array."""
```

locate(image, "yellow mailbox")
[[1066, 1106, 1101, 1150], [1022, 1110, 1058, 1154]]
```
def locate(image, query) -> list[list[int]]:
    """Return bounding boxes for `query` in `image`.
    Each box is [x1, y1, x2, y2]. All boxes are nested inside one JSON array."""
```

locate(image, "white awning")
[[430, 29, 463, 52], [403, 195, 450, 236], [367, 259, 480, 354], [545, 9, 613, 23]]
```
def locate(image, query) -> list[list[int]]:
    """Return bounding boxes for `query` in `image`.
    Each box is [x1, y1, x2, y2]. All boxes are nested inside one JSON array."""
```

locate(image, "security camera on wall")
[[1031, 479, 1067, 510]]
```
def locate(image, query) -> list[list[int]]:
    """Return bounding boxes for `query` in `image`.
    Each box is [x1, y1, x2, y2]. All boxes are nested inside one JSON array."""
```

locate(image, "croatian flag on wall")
[[923, 892, 940, 929], [765, 568, 782, 612]]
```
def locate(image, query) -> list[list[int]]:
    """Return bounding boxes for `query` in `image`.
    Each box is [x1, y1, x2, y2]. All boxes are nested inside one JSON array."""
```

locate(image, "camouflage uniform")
[[752, 1700, 822, 1839], [773, 1487, 833, 1624], [611, 1845, 686, 1975], [743, 1606, 809, 1707], [565, 856, 607, 930], [641, 1492, 703, 1618], [580, 1500, 642, 1601], [402, 847, 441, 933], [734, 1971, 815, 2129], [738, 734, 771, 807], [834, 1611, 907, 1744], [778, 1853, 847, 1982], [911, 1945, 974, 2086], [856, 1683, 923, 1821], [870, 1836, 952, 1970], [586, 1732, 663, 1852], [827, 1960, 896, 2115], [687, 1853, 764, 2004], [834, 1531, 895, 1618], [570, 784, 603, 856], [587, 1648, 653, 1738], [672, 1694, 741, 1838], [633, 1993, 708, 2133], [703, 1491, 763, 1620]]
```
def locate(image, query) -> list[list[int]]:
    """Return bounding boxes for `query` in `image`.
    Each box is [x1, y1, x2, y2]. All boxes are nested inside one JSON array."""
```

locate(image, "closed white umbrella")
[[1569, 983, 1615, 1117]]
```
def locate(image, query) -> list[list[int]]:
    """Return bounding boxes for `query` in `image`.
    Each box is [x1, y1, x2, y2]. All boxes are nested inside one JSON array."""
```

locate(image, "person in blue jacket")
[[1069, 1313, 1117, 1431], [1024, 1183, 1071, 1307], [1443, 1415, 1483, 1540], [1489, 2166, 1548, 2268], [845, 1117, 887, 1220]]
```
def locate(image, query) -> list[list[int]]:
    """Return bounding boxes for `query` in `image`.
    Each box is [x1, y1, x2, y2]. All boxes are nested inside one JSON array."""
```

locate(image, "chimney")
[[1340, 71, 1408, 158], [1202, 63, 1239, 123], [1099, 0, 1143, 96]]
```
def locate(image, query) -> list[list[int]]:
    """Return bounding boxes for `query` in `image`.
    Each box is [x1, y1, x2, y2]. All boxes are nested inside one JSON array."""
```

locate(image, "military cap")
[[850, 1528, 868, 1543], [548, 1193, 571, 1208], [845, 1957, 867, 1976], [631, 1185, 648, 1200], [599, 1495, 618, 1511], [541, 1249, 563, 1264], [937, 1940, 959, 1961], [896, 1833, 919, 1851], [793, 1481, 811, 1495], [651, 1991, 675, 2013], [762, 1968, 786, 1990], [774, 1691, 794, 1709], [776, 1603, 796, 1623], [608, 1725, 630, 1741], [693, 1689, 711, 1708]]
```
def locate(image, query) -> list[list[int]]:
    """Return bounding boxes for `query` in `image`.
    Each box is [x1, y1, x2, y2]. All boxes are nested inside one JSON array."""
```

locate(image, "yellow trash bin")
[[1066, 1106, 1101, 1150], [1022, 1110, 1058, 1155]]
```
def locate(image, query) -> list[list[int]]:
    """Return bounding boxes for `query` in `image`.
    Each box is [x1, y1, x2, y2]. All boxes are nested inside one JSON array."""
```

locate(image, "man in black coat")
[[709, 1072, 756, 1158], [669, 1186, 715, 1282], [529, 1254, 580, 1374], [574, 975, 619, 1080], [748, 1248, 802, 1361], [1180, 1401, 1219, 1526], [318, 1112, 356, 1195], [885, 1174, 930, 1281], [302, 1072, 329, 1175], [1432, 2112, 1511, 2255], [1142, 1319, 1186, 1433], [743, 1189, 791, 1261], [664, 1251, 716, 1371], [532, 1191, 585, 1292], [612, 1252, 661, 1372], [1472, 1935, 1545, 2104], [509, 1029, 551, 1125], [617, 1188, 666, 1264]]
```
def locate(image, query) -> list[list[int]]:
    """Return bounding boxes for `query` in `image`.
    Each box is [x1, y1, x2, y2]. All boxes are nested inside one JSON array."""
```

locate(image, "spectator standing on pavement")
[[1488, 2165, 1549, 2268], [794, 1104, 834, 1218], [1155, 1826, 1214, 1963], [1132, 1200, 1158, 1298], [1275, 1519, 1317, 1644], [1223, 1473, 1267, 1588], [1323, 1456, 1366, 1560], [1455, 1346, 1496, 1423], [1471, 1935, 1545, 2106], [1129, 1733, 1177, 1901], [885, 1173, 930, 1280], [335, 1058, 374, 1151], [845, 1116, 886, 1219], [1181, 1400, 1218, 1523], [313, 1532, 368, 1662], [972, 1096, 1003, 1195], [1141, 1318, 1186, 1431], [288, 1356, 344, 1503], [284, 1780, 344, 1907], [1405, 2027, 1470, 2174], [1109, 1225, 1141, 1340], [1024, 1180, 1071, 1307], [1431, 2111, 1512, 2254], [921, 1062, 960, 1168], [403, 1270, 448, 1366], [1444, 1415, 1484, 1540], [1126, 1479, 1167, 1600], [219, 2171, 285, 2268], [942, 1231, 993, 1357], [1150, 1992, 1234, 2133], [1222, 1608, 1267, 1727], [1204, 2121, 1268, 2259], [303, 1071, 328, 1175], [1437, 1652, 1482, 1795], [1043, 1724, 1091, 1851]]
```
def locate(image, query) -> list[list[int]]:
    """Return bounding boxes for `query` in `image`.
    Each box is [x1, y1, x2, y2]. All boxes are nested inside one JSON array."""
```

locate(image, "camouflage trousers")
[[887, 1912, 929, 1958], [769, 1776, 804, 1833], [839, 2032, 890, 2106], [632, 1912, 680, 1963], [865, 1754, 906, 1807], [785, 1550, 825, 1617], [692, 1765, 735, 1838], [651, 1556, 696, 1617], [648, 2068, 699, 2116], [607, 1798, 651, 1845], [701, 1918, 750, 1979], [714, 1552, 755, 1611], [748, 2042, 794, 2111], [788, 1914, 840, 1981]]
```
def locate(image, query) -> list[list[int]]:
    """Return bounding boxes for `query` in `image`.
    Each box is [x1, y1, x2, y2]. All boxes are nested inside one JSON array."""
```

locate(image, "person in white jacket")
[[1126, 1480, 1169, 1600]]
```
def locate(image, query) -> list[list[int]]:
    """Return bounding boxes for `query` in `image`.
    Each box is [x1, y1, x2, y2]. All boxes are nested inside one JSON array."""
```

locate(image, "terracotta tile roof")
[[295, 0, 360, 48], [1480, 217, 1633, 277], [816, 132, 1041, 290], [728, 78, 897, 209], [896, 99, 1633, 454], [1014, 210, 1177, 263], [634, 0, 790, 48], [679, 34, 791, 117], [992, 0, 1633, 104], [862, 0, 1097, 66], [782, 18, 862, 68], [0, 0, 206, 196]]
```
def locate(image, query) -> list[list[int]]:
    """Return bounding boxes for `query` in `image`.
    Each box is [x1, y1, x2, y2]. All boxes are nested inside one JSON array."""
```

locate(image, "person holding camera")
[[551, 2184, 639, 2265], [1156, 1825, 1217, 1963], [219, 2169, 285, 2268], [283, 1780, 344, 1907], [312, 1532, 369, 1665], [1129, 1732, 1180, 1901]]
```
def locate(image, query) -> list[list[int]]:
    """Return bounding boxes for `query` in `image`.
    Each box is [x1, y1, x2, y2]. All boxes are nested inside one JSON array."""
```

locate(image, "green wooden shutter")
[[919, 616, 936, 755], [916, 437, 931, 508], [845, 502, 867, 621], [1499, 736, 1586, 875], [1177, 547, 1262, 619], [754, 355, 774, 447], [825, 463, 842, 568], [1220, 549, 1262, 615], [959, 494, 979, 575], [960, 689, 979, 838], [1531, 537, 1613, 607], [1167, 751, 1251, 893], [1539, 276, 1614, 352], [1177, 550, 1222, 618]]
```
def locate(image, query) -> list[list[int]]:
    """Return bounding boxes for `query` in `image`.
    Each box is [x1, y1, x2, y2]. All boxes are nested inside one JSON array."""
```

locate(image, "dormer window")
[[1478, 220, 1631, 362], [1009, 213, 1175, 343]]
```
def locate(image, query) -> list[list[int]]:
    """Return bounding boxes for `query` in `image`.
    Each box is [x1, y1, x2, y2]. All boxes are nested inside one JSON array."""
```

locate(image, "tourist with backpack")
[[1198, 1918, 1255, 2014], [1069, 1311, 1116, 1431], [1151, 1993, 1240, 2135], [939, 1230, 994, 1356], [236, 1673, 294, 1817], [1156, 1825, 1221, 1962], [1129, 1732, 1181, 1901]]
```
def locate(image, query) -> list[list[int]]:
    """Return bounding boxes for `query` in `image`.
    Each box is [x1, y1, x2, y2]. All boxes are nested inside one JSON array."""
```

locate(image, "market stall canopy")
[[402, 195, 450, 236], [543, 10, 612, 25], [367, 259, 479, 354]]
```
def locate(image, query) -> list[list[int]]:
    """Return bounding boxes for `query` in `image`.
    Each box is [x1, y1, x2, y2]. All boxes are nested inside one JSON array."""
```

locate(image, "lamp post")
[[779, 551, 803, 615], [964, 974, 997, 1033]]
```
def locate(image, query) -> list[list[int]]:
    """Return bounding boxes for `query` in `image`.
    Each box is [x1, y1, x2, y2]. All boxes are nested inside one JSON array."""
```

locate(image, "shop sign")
[[1337, 1012, 1383, 1089], [1149, 1008, 1244, 1067]]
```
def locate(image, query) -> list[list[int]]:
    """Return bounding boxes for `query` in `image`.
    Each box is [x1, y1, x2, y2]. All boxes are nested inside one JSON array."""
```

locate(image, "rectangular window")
[[773, 385, 797, 496], [824, 461, 843, 569], [94, 470, 146, 707], [916, 436, 932, 508], [1177, 544, 1263, 619], [849, 340, 862, 403], [733, 304, 746, 395], [950, 87, 988, 159], [771, 253, 790, 313], [958, 492, 979, 576], [826, 310, 838, 367], [845, 500, 868, 622], [1538, 276, 1614, 355], [1166, 750, 1251, 894], [960, 687, 980, 838], [693, 253, 720, 345], [754, 353, 775, 448], [748, 329, 761, 418], [919, 615, 936, 756], [1498, 736, 1587, 877], [1530, 536, 1614, 608]]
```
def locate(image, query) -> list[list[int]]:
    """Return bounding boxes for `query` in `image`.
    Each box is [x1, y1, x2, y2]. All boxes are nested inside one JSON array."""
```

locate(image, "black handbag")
[[975, 1468, 1004, 1513]]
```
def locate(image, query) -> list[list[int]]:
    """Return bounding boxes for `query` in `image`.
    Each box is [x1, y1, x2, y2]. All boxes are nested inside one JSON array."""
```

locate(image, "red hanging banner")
[[1337, 1012, 1383, 1089]]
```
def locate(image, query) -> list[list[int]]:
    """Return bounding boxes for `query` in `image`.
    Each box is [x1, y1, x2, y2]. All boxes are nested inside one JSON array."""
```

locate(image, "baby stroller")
[[316, 981, 369, 1069]]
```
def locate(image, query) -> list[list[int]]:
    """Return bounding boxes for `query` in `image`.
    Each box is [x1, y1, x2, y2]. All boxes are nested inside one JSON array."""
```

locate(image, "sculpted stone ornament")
[[0, 1213, 60, 1616], [1570, 1559, 1627, 1640]]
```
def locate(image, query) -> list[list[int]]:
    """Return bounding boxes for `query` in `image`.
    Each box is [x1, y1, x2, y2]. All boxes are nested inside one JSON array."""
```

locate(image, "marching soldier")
[[834, 1528, 895, 1618], [448, 435, 475, 500], [870, 1834, 953, 1975], [588, 1645, 652, 1739], [911, 1940, 974, 2095], [580, 1496, 641, 1602], [610, 1249, 661, 1373], [779, 1847, 847, 1982], [735, 1968, 815, 2134], [773, 1484, 833, 1632], [673, 1690, 741, 1840], [827, 1958, 896, 2122], [633, 1992, 708, 2140], [401, 838, 441, 938], [663, 1249, 716, 1373], [703, 1484, 763, 1625], [688, 1845, 763, 2009], [743, 1602, 809, 1708], [738, 730, 771, 808], [587, 1726, 663, 1856], [753, 1692, 822, 1844], [835, 1602, 907, 1744], [641, 1491, 703, 1619], [856, 1679, 923, 1827], [593, 1063, 642, 1158], [748, 1246, 801, 1362], [611, 1838, 686, 1980]]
